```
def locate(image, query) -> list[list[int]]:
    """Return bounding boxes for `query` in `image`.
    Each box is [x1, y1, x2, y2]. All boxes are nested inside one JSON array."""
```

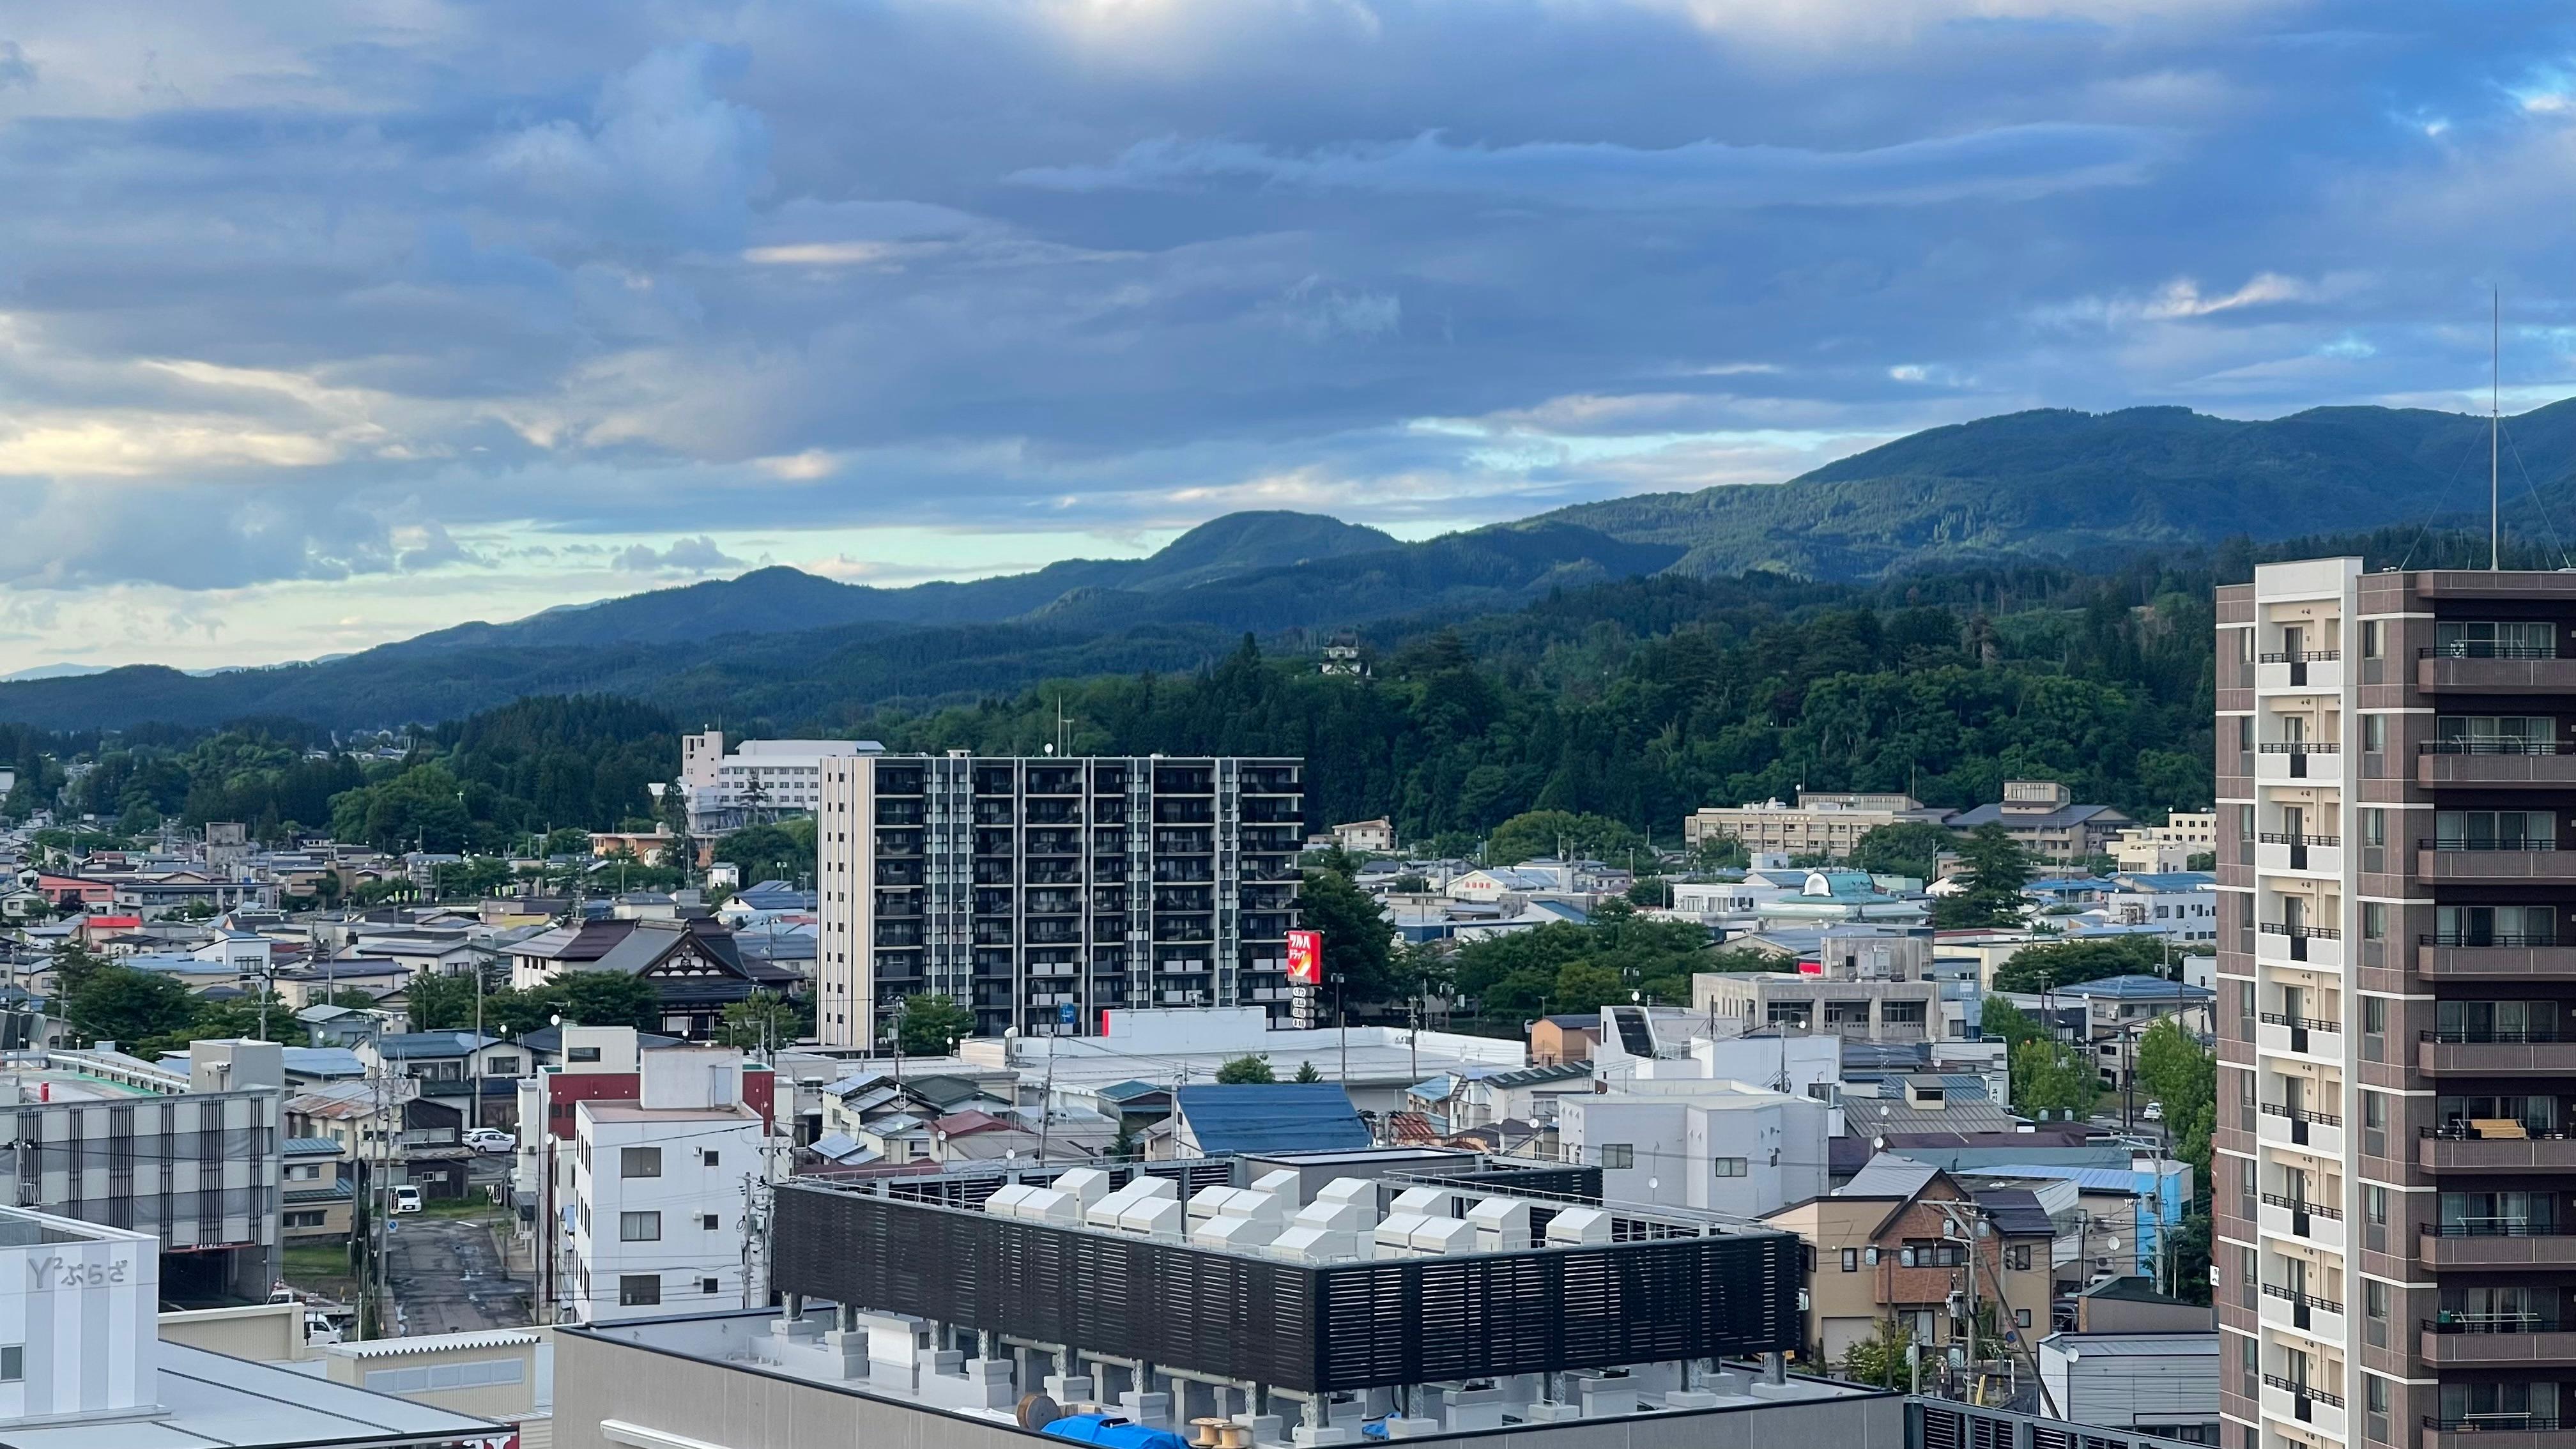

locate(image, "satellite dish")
[[1016, 1395, 1062, 1431]]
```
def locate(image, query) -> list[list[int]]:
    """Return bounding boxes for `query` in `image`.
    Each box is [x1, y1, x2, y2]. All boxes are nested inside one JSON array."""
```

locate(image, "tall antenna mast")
[[2492, 286, 2501, 571]]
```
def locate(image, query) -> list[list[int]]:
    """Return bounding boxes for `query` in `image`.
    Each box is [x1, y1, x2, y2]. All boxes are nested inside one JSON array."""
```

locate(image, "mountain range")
[[11, 399, 2576, 732]]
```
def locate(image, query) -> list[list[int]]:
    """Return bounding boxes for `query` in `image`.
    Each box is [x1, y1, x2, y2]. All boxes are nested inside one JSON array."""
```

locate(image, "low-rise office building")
[[1685, 792, 1952, 859], [1945, 780, 2135, 864]]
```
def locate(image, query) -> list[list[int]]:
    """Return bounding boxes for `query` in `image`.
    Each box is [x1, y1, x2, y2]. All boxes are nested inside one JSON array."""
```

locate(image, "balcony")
[[2258, 921, 2344, 969], [2419, 937, 2576, 979], [2419, 841, 2576, 884], [2257, 833, 2343, 875], [2419, 1030, 2576, 1077], [2259, 650, 2344, 692], [2423, 1416, 2576, 1449], [2257, 742, 2341, 781], [2258, 1102, 2345, 1156], [2258, 1012, 2343, 1059], [2420, 1124, 2576, 1172], [2421, 1222, 2576, 1269], [2421, 1317, 2576, 1367], [2260, 1282, 2347, 1342], [2420, 740, 2576, 789], [2260, 1374, 2347, 1439], [2420, 647, 2576, 694], [2259, 1193, 2347, 1251]]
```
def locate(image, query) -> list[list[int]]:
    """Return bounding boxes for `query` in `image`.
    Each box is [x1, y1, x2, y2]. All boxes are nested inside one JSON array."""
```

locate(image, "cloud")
[[0, 0, 2568, 671], [614, 535, 744, 573], [1009, 124, 2167, 208]]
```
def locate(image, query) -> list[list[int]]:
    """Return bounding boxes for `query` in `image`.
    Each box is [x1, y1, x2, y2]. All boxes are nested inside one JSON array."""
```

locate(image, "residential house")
[[565, 1045, 767, 1325], [286, 1079, 474, 1201], [280, 1135, 354, 1243], [509, 916, 797, 1039], [1763, 1154, 2058, 1364], [1151, 1083, 1370, 1158], [271, 957, 412, 1008], [1329, 818, 1397, 854], [1528, 1012, 1600, 1066]]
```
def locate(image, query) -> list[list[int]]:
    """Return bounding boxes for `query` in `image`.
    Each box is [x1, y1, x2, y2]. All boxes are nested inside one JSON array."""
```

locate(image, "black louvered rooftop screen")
[[770, 1181, 1801, 1394]]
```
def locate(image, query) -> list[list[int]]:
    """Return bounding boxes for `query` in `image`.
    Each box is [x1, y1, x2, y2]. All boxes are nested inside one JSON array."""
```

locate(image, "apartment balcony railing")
[[2424, 1416, 2566, 1436], [2258, 1101, 2343, 1153], [2257, 832, 2342, 873], [2262, 1282, 2344, 1334], [2258, 649, 2343, 688], [2420, 647, 2576, 693], [2258, 741, 2340, 779], [2419, 1123, 2576, 1172], [2258, 1192, 2346, 1249], [2258, 920, 2341, 964], [2263, 1375, 2343, 1411], [2419, 839, 2576, 884], [2419, 740, 2576, 790], [2421, 1315, 2576, 1367], [2258, 1011, 2340, 1057]]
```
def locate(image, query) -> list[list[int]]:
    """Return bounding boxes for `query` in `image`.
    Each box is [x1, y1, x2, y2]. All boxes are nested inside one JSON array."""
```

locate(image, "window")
[[1841, 1248, 1859, 1273], [700, 1213, 722, 1230], [569, 1046, 602, 1064], [2014, 1308, 2032, 1329], [620, 1211, 661, 1242], [1882, 1000, 1928, 1027], [1824, 1000, 1872, 1027], [1599, 1144, 1634, 1170], [1, 1345, 22, 1383], [366, 1360, 525, 1393], [620, 1147, 662, 1178], [284, 1210, 327, 1229], [1713, 1157, 1748, 1177], [2009, 1243, 2033, 1271], [2363, 620, 2384, 659], [2363, 903, 2386, 941], [2365, 997, 2386, 1036], [2438, 620, 2557, 658], [702, 1277, 723, 1295], [2366, 1185, 2389, 1225], [702, 1149, 721, 1167], [2363, 714, 2388, 755], [618, 1275, 662, 1307], [2367, 1376, 2391, 1443]]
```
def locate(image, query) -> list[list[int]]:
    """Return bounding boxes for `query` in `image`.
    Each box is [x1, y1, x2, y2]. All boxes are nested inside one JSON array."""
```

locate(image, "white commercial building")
[[567, 1045, 768, 1326], [679, 730, 883, 830], [1556, 1084, 1829, 1216]]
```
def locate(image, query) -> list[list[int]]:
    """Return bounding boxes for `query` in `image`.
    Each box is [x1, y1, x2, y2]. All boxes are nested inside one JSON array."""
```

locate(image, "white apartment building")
[[678, 731, 884, 831], [1683, 791, 1951, 858], [565, 1044, 767, 1325], [2118, 812, 2220, 873]]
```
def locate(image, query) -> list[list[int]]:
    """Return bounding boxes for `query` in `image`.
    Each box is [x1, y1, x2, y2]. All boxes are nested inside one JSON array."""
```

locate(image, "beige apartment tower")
[[2217, 558, 2576, 1449]]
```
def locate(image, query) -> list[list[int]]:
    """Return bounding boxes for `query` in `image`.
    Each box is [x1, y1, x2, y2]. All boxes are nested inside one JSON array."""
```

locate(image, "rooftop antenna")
[[2492, 286, 2501, 572]]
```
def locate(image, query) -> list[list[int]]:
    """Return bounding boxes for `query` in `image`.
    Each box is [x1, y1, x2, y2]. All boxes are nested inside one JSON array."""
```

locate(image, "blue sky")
[[2, 1, 2573, 671]]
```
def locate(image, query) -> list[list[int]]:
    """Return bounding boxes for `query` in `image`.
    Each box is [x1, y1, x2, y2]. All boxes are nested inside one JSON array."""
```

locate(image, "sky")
[[3, 1, 2576, 673]]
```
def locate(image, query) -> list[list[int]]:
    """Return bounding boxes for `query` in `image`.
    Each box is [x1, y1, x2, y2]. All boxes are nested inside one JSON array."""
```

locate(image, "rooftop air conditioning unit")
[[1411, 1216, 1477, 1256], [1546, 1208, 1614, 1246], [985, 1183, 1041, 1219], [1468, 1197, 1534, 1252], [1019, 1187, 1081, 1226], [1248, 1169, 1301, 1197], [1119, 1197, 1184, 1241], [1263, 1225, 1359, 1263], [1389, 1186, 1453, 1218], [1374, 1211, 1432, 1259]]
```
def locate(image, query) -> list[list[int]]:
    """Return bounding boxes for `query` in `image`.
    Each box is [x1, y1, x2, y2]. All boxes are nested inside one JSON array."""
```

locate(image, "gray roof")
[[282, 1136, 344, 1156], [1837, 1153, 1942, 1199], [1948, 802, 2126, 831], [0, 1340, 500, 1448], [1970, 1186, 2058, 1239], [371, 1031, 503, 1059], [2039, 1331, 2220, 1357]]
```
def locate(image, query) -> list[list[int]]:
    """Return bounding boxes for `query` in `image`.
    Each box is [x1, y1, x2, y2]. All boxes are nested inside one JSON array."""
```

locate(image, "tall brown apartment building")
[[2217, 558, 2576, 1449]]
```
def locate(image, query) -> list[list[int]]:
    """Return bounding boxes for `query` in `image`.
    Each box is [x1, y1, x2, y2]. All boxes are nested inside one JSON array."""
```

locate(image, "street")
[[386, 1212, 531, 1337]]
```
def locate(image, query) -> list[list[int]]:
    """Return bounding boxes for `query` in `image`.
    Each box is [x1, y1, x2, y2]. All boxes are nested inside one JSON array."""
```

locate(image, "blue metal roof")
[[1173, 1084, 1370, 1154], [2119, 872, 2216, 891], [2054, 974, 2214, 1001]]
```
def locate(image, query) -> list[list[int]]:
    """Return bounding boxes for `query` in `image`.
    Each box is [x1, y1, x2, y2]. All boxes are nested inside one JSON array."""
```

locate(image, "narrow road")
[[386, 1213, 532, 1336]]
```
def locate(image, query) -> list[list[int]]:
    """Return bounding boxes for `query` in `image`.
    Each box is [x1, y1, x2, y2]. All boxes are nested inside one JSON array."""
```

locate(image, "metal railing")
[[2423, 1027, 2566, 1045], [2423, 932, 2559, 947], [2423, 838, 2560, 852], [2425, 1314, 2563, 1335], [2423, 1123, 2575, 1140], [2261, 1011, 2342, 1033], [2423, 739, 2574, 755], [2266, 1374, 2345, 1408], [2258, 921, 2342, 939], [2423, 643, 2560, 659], [2428, 1218, 2564, 1238], [2261, 650, 2343, 663], [2264, 1282, 2345, 1314], [2259, 832, 2342, 846], [2260, 1102, 2344, 1127], [2262, 1191, 2345, 1220], [2426, 1416, 2563, 1434], [2258, 742, 2342, 753]]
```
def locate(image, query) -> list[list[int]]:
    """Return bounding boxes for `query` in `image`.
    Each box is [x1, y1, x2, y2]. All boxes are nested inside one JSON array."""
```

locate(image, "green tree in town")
[[717, 990, 802, 1052], [2010, 1037, 2100, 1119], [1981, 995, 2046, 1050], [1848, 822, 1959, 882], [1300, 864, 1399, 1008], [1625, 875, 1673, 907], [1841, 1319, 1915, 1390], [1485, 810, 1643, 867], [1215, 1054, 1276, 1084], [1932, 824, 2035, 928], [1993, 935, 2174, 993], [897, 994, 974, 1056], [1293, 1060, 1322, 1083], [1687, 832, 1750, 871], [714, 820, 816, 887], [61, 965, 197, 1051], [403, 971, 479, 1032]]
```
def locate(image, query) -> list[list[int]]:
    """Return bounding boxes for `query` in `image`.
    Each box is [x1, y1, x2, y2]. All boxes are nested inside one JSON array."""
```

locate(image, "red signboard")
[[1286, 930, 1324, 985]]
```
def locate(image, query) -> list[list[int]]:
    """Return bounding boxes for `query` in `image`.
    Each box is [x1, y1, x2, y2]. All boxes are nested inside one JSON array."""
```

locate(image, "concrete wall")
[[325, 1331, 542, 1422], [553, 1326, 1909, 1449], [158, 1301, 305, 1362]]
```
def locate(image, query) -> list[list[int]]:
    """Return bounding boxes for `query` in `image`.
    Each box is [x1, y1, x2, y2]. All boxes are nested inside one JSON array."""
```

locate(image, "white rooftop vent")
[[1189, 1185, 1246, 1227], [1467, 1197, 1533, 1252], [1119, 1196, 1184, 1241], [1018, 1187, 1081, 1226], [1546, 1208, 1614, 1246], [1264, 1225, 1360, 1264], [1194, 1214, 1284, 1252], [1249, 1169, 1301, 1197], [1314, 1177, 1376, 1208], [1054, 1168, 1112, 1208], [1292, 1199, 1373, 1234], [1388, 1186, 1451, 1218], [1374, 1211, 1432, 1259], [1410, 1216, 1478, 1255], [985, 1183, 1041, 1219]]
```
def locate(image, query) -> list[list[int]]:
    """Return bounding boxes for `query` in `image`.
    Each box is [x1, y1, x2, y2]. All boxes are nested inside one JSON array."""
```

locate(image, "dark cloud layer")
[[1, 1, 2573, 599]]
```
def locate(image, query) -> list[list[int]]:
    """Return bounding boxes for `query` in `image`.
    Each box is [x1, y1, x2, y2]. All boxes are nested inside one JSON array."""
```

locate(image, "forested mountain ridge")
[[10, 398, 2576, 732], [1539, 399, 2576, 578]]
